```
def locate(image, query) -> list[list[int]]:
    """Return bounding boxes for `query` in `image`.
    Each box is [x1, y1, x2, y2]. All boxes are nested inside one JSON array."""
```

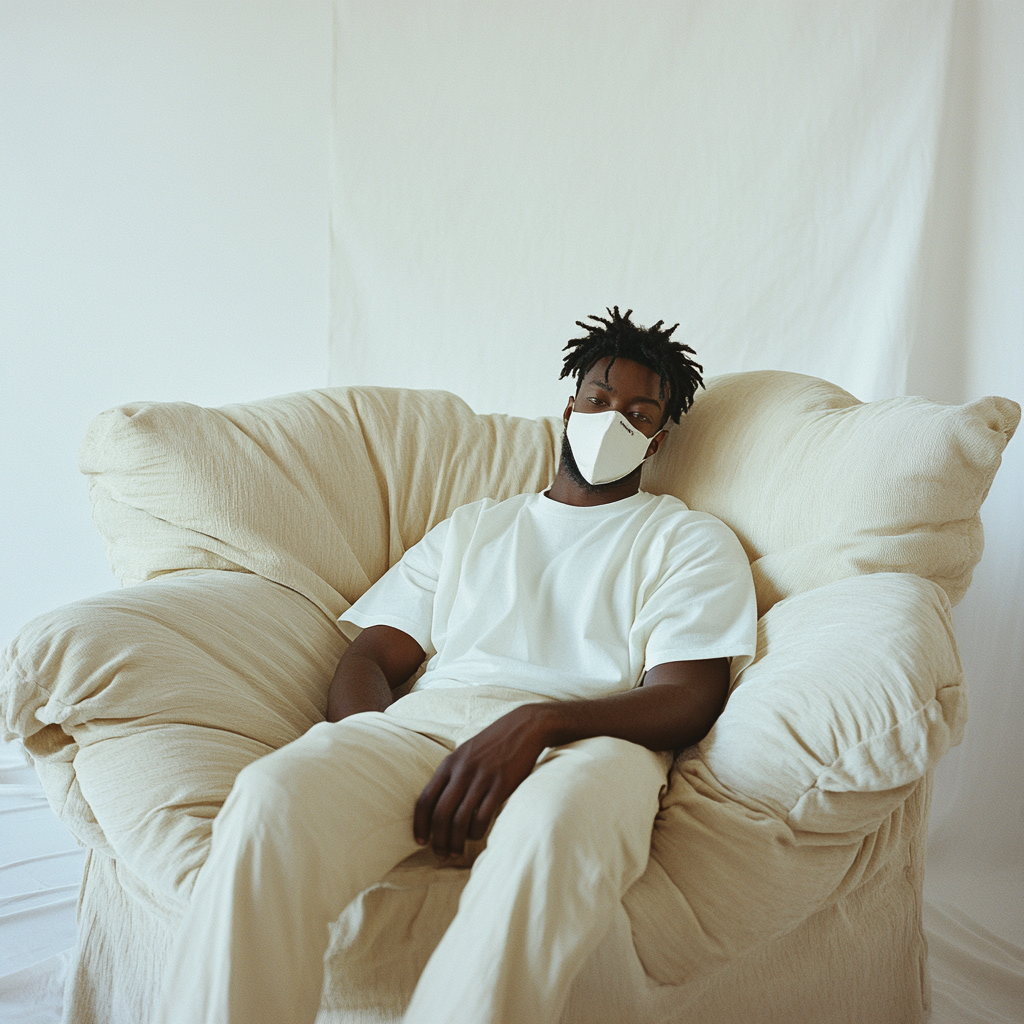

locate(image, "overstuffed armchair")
[[1, 371, 1017, 1024]]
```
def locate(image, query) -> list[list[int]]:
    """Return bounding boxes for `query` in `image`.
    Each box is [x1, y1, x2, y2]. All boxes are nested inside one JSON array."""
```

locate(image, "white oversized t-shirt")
[[339, 490, 757, 702]]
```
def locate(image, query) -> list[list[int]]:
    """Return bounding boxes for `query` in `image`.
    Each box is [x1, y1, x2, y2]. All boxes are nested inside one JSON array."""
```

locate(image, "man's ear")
[[645, 429, 668, 459], [562, 396, 575, 427]]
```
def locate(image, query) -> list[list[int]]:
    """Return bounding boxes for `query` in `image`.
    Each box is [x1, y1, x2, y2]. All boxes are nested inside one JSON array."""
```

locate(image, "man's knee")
[[543, 735, 669, 799], [501, 737, 666, 844]]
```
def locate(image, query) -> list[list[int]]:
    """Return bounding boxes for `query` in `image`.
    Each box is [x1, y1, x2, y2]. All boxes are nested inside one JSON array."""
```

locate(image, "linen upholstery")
[[80, 388, 561, 619], [2, 572, 344, 898], [628, 573, 961, 983], [0, 370, 1017, 1023], [700, 573, 964, 837]]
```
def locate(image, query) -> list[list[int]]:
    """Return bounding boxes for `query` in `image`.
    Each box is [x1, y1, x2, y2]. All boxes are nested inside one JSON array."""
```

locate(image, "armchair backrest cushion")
[[641, 371, 1018, 614], [79, 372, 1018, 617], [80, 388, 560, 619]]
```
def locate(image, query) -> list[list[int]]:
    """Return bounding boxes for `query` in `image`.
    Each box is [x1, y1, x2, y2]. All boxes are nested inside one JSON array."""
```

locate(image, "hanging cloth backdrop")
[[330, 3, 1023, 1021], [330, 0, 951, 414]]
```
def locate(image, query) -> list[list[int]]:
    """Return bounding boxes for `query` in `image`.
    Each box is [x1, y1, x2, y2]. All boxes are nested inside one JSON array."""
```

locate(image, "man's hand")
[[414, 703, 555, 859], [413, 658, 730, 858]]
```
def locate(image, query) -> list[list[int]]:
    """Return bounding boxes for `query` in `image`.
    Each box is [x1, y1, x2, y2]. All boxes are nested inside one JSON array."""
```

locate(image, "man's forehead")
[[580, 357, 667, 402]]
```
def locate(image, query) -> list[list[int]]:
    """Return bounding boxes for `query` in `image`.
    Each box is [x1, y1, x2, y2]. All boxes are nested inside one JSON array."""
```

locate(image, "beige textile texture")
[[79, 373, 1018, 621], [79, 387, 561, 619], [1, 572, 345, 899]]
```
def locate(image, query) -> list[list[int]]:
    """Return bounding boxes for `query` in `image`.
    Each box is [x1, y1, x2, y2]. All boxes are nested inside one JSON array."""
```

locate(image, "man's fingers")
[[413, 764, 451, 846], [447, 778, 492, 856], [429, 775, 473, 858], [467, 785, 505, 841]]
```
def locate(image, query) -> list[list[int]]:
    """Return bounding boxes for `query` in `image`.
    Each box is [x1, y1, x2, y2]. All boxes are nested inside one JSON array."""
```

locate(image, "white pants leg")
[[403, 735, 671, 1024], [155, 711, 449, 1024]]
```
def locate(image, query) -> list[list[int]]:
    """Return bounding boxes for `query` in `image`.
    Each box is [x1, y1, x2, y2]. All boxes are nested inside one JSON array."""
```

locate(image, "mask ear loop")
[[640, 424, 670, 465]]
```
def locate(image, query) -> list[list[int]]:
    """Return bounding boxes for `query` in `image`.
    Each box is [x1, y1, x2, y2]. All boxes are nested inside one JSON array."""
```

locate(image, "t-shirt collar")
[[536, 489, 652, 517]]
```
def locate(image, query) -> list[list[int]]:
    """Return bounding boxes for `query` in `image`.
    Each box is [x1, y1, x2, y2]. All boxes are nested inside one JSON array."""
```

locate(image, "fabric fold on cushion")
[[623, 571, 963, 983], [698, 572, 964, 836], [1, 571, 346, 899], [628, 747, 932, 988]]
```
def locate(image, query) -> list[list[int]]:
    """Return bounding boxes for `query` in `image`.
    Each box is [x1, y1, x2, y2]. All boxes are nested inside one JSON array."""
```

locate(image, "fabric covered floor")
[[2, 737, 1020, 1024], [0, 740, 82, 1023]]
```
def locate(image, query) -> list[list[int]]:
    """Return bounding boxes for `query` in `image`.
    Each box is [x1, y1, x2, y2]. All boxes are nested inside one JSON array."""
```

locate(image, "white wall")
[[0, 1, 333, 646], [329, 1, 954, 416], [909, 1, 1024, 944]]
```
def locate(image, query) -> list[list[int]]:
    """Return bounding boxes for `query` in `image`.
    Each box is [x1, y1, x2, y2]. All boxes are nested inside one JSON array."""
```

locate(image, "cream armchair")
[[1, 371, 1018, 1024]]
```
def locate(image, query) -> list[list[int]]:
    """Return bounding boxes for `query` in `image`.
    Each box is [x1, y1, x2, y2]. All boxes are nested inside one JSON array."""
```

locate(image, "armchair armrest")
[[1, 570, 345, 899], [627, 572, 963, 984]]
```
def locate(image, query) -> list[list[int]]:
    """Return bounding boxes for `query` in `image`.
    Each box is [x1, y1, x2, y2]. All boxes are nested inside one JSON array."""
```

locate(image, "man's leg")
[[404, 735, 671, 1024], [156, 712, 449, 1024]]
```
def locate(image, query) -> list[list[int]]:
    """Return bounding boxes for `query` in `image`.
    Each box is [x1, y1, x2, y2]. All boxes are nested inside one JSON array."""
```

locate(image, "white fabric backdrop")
[[330, 1, 1023, 1019], [331, 0, 955, 413], [1, 3, 1019, 1022]]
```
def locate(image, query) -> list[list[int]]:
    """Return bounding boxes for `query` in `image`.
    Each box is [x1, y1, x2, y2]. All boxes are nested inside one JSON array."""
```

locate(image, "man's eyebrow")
[[584, 379, 663, 409]]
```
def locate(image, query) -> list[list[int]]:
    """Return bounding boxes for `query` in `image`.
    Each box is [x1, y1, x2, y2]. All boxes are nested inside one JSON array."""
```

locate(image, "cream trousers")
[[156, 685, 671, 1024]]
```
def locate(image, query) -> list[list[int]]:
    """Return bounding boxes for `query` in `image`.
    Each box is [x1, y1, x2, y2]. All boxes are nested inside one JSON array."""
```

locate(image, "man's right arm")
[[326, 625, 426, 723]]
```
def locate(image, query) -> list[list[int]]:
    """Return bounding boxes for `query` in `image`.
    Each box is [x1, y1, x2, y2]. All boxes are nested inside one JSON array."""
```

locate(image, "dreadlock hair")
[[559, 306, 704, 424]]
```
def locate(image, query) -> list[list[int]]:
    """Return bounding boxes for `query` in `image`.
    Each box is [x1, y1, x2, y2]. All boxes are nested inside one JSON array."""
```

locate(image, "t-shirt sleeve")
[[337, 517, 451, 654], [638, 516, 758, 677]]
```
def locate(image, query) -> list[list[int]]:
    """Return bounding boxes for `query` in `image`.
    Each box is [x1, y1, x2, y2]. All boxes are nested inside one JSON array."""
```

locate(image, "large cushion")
[[702, 572, 964, 836], [79, 388, 560, 620], [642, 371, 1019, 614], [626, 571, 964, 983], [79, 374, 1018, 621], [1, 571, 344, 898]]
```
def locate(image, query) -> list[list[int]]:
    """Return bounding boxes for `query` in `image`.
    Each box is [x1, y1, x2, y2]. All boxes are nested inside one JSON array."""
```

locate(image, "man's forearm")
[[526, 664, 729, 752], [412, 661, 729, 858], [326, 653, 395, 722]]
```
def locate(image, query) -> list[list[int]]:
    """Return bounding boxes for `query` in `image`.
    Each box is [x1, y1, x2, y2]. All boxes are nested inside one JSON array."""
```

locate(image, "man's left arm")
[[413, 658, 728, 858]]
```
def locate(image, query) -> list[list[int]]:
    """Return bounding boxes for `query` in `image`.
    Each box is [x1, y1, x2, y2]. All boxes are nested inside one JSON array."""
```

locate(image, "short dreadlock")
[[559, 307, 704, 424]]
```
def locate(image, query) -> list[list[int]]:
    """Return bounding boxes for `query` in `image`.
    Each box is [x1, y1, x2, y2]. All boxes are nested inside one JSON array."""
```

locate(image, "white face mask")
[[565, 408, 657, 486]]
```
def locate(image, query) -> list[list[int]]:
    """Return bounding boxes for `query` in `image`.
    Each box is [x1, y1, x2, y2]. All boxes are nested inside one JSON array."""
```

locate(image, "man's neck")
[[545, 464, 643, 507]]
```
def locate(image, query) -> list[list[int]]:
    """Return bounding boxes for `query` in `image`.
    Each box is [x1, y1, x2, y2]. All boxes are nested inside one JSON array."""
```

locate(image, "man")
[[159, 308, 757, 1024]]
